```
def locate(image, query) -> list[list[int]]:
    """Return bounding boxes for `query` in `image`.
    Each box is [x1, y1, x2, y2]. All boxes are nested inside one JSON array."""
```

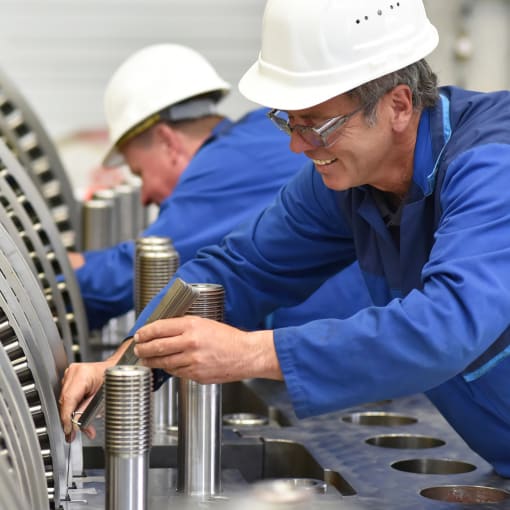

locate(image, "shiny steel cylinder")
[[177, 283, 224, 496], [81, 198, 116, 250], [135, 236, 180, 431], [92, 189, 119, 244], [115, 183, 143, 242], [93, 188, 137, 345], [105, 365, 152, 510], [88, 190, 121, 348], [153, 377, 179, 433], [128, 180, 146, 235], [134, 236, 180, 315]]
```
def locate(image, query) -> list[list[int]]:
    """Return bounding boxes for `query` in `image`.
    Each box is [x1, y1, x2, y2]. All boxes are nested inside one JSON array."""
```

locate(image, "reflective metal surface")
[[105, 365, 152, 510], [0, 340, 50, 509], [115, 183, 145, 242], [0, 138, 89, 362], [223, 413, 269, 427], [135, 236, 180, 431], [82, 198, 117, 250], [134, 236, 179, 315], [421, 485, 510, 504], [178, 284, 225, 497], [0, 221, 69, 508], [364, 434, 445, 449], [0, 429, 30, 509], [391, 458, 477, 475]]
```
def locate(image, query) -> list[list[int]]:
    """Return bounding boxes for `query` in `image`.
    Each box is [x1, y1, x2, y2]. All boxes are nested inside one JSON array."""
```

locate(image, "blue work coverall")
[[76, 108, 370, 331], [136, 87, 510, 476]]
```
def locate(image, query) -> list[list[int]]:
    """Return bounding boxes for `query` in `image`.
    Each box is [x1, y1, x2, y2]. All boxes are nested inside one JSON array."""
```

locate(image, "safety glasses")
[[267, 107, 362, 148]]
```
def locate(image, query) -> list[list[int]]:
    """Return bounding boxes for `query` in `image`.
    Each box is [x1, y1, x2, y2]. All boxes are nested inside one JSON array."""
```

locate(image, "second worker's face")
[[120, 125, 182, 206]]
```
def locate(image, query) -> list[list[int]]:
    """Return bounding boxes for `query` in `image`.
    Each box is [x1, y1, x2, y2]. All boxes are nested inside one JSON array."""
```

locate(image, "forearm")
[[244, 330, 283, 380]]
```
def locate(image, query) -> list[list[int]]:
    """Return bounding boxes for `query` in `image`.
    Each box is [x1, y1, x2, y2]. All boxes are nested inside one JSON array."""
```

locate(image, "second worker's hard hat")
[[239, 0, 439, 111], [103, 43, 231, 167]]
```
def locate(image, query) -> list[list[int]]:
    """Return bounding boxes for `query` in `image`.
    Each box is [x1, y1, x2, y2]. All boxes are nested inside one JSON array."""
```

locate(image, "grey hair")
[[347, 59, 439, 124]]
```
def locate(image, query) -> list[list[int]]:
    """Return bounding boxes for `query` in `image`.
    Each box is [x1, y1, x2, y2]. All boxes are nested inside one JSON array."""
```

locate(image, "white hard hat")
[[103, 44, 231, 167], [239, 0, 439, 111]]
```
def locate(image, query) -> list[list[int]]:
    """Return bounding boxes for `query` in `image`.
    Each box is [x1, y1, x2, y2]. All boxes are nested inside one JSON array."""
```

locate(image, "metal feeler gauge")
[[75, 278, 200, 429]]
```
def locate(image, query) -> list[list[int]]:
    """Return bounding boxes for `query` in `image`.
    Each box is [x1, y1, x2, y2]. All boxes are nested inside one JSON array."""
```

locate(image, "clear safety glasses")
[[267, 106, 362, 148]]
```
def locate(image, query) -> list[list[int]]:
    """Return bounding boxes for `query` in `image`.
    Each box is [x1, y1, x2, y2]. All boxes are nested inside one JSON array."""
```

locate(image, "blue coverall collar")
[[412, 93, 452, 198]]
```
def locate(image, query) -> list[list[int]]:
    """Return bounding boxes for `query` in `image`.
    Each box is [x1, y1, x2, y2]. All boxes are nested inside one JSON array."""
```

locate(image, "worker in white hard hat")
[[61, 1, 510, 476], [69, 43, 370, 332]]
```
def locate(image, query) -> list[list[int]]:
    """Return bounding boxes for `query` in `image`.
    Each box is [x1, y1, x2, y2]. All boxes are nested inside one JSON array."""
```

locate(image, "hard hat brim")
[[102, 146, 125, 168]]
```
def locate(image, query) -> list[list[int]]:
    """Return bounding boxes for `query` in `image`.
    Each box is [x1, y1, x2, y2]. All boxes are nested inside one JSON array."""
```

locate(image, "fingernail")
[[133, 333, 139, 343], [64, 425, 71, 436]]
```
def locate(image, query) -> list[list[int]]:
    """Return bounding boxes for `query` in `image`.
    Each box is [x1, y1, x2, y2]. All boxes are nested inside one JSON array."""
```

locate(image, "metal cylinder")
[[177, 283, 224, 497], [134, 236, 180, 316], [135, 236, 180, 432], [127, 180, 146, 235], [93, 188, 139, 344], [92, 189, 119, 244], [81, 199, 116, 250], [153, 377, 179, 433], [115, 183, 143, 242], [105, 365, 152, 510], [86, 190, 122, 350]]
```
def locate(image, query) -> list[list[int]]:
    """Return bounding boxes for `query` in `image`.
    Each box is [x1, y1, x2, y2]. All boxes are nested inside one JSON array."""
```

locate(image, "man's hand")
[[133, 316, 283, 383], [59, 341, 132, 442], [68, 251, 85, 270], [59, 361, 108, 442]]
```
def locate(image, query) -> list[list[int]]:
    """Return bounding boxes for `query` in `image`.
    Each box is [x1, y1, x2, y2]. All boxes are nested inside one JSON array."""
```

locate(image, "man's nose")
[[289, 131, 312, 153]]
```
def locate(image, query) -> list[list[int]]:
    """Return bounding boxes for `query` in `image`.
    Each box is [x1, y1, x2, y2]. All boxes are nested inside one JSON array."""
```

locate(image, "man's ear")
[[388, 84, 414, 132], [154, 123, 180, 152]]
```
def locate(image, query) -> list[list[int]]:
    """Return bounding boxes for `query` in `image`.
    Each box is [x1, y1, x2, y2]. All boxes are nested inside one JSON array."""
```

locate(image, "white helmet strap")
[[116, 97, 221, 148]]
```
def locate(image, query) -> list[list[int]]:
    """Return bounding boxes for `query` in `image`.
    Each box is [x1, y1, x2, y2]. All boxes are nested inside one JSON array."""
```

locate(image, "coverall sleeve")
[[75, 241, 135, 330]]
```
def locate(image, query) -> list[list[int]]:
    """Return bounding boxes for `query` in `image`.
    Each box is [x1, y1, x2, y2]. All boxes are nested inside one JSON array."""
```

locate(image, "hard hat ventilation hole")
[[355, 3, 401, 25]]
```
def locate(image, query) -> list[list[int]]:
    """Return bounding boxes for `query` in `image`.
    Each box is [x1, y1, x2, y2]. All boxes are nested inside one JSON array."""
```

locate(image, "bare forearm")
[[133, 316, 283, 384], [244, 330, 283, 380]]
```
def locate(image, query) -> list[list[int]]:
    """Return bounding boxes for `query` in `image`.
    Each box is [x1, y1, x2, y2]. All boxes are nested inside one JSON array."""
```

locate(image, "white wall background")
[[0, 0, 266, 138], [424, 0, 510, 90], [0, 0, 509, 189]]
